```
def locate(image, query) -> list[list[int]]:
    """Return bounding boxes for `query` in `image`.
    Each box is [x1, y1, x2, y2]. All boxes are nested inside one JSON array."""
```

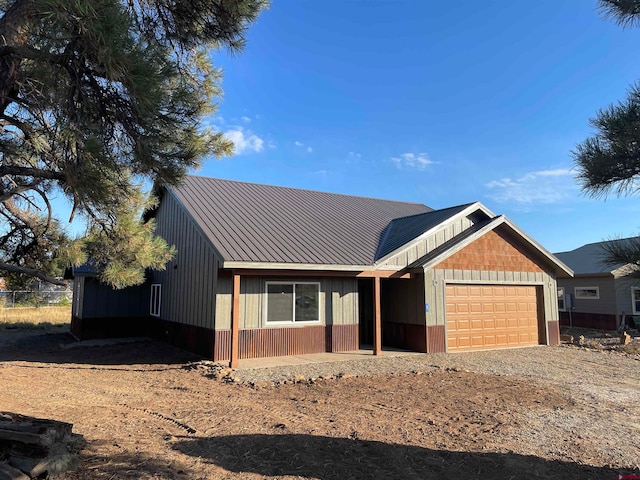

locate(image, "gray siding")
[[81, 277, 149, 318], [425, 269, 557, 328], [557, 276, 617, 316], [150, 191, 223, 329], [614, 276, 640, 317], [215, 276, 358, 330], [379, 216, 474, 268]]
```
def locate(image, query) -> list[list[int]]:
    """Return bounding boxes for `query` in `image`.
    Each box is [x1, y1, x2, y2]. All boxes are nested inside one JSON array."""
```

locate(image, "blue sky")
[[197, 0, 640, 254]]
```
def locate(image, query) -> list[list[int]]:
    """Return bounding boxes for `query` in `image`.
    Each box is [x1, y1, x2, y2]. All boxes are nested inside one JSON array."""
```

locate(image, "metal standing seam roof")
[[554, 237, 639, 275], [374, 203, 475, 261], [169, 176, 435, 266]]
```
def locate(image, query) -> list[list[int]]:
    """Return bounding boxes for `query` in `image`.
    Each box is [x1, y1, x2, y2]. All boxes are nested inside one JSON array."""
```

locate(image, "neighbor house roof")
[[554, 238, 638, 275], [169, 176, 433, 266]]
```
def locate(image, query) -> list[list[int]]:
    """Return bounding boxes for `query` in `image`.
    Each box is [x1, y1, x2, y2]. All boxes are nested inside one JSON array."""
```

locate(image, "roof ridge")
[[184, 174, 431, 208], [556, 235, 640, 254], [387, 202, 476, 223]]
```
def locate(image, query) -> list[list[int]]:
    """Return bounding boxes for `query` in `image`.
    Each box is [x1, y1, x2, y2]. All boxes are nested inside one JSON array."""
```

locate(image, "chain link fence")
[[0, 288, 72, 308]]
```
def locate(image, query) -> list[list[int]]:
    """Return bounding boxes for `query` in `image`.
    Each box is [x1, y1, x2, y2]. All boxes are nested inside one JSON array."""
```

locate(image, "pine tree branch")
[[0, 261, 66, 286], [0, 166, 64, 181]]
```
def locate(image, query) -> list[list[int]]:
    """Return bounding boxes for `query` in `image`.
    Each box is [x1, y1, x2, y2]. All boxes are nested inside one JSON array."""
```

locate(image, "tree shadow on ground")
[[71, 440, 194, 480], [173, 433, 637, 480], [0, 331, 199, 366]]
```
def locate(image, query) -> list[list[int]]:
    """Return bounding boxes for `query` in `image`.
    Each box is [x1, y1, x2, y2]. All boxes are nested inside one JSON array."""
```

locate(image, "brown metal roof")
[[169, 176, 433, 265]]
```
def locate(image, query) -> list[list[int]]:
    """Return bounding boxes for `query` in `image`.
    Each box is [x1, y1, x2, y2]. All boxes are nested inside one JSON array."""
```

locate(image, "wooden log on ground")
[[0, 462, 30, 480]]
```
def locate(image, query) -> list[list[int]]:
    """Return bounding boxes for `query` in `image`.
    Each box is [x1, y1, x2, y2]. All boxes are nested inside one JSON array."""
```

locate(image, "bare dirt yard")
[[0, 329, 639, 479]]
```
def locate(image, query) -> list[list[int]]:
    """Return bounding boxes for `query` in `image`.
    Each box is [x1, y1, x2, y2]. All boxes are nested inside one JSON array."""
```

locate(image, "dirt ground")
[[0, 330, 639, 480]]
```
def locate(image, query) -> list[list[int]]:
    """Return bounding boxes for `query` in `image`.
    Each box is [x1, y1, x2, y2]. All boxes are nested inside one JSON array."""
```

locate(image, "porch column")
[[373, 276, 382, 355], [230, 272, 240, 368]]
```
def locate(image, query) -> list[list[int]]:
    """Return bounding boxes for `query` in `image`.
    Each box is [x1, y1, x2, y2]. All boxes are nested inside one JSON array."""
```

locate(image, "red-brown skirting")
[[213, 329, 230, 362], [547, 320, 560, 346], [426, 325, 446, 353], [213, 324, 358, 361], [559, 311, 617, 331], [382, 323, 427, 352], [327, 324, 359, 352]]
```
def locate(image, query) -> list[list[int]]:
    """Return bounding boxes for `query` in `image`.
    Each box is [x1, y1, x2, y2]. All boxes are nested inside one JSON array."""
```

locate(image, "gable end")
[[433, 229, 544, 273]]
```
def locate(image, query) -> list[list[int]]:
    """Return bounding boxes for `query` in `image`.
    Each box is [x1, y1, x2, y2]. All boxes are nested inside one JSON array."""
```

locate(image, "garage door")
[[446, 284, 539, 351]]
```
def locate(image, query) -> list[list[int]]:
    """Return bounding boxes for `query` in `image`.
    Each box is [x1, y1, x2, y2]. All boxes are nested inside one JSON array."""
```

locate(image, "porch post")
[[373, 275, 382, 355], [230, 272, 240, 368]]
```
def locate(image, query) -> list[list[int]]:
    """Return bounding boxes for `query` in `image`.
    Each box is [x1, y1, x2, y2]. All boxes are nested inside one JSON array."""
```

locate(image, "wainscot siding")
[[150, 191, 222, 329]]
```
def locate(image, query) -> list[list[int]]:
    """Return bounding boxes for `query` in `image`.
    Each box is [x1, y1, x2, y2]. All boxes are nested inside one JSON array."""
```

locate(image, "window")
[[574, 286, 599, 300], [150, 284, 161, 317], [557, 287, 565, 311], [632, 288, 640, 315], [73, 278, 83, 317], [265, 282, 320, 324]]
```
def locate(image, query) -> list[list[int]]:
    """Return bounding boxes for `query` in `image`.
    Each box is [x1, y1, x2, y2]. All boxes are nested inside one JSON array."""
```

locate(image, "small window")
[[557, 287, 565, 311], [574, 286, 599, 300], [150, 284, 161, 317], [632, 288, 640, 315], [73, 279, 82, 317], [265, 282, 320, 324]]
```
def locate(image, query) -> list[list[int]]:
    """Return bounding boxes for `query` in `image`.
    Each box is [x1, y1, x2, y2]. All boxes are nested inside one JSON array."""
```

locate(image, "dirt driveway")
[[0, 331, 638, 479]]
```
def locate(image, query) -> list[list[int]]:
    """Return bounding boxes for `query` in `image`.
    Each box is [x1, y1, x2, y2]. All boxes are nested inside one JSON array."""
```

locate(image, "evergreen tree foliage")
[[0, 0, 266, 287], [573, 0, 640, 268]]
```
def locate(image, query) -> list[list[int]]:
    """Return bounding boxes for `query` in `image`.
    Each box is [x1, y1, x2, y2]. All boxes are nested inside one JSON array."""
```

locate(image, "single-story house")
[[555, 238, 640, 331], [70, 176, 573, 366]]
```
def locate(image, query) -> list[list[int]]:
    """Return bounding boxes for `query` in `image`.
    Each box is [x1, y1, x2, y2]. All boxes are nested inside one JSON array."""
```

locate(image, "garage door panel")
[[446, 284, 538, 351]]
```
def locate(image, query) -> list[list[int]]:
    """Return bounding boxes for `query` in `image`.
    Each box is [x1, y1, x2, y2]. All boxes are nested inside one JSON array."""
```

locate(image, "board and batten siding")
[[150, 191, 223, 329], [381, 275, 425, 326], [215, 276, 358, 330], [557, 276, 617, 316], [424, 269, 559, 329], [378, 216, 474, 268], [81, 277, 149, 318]]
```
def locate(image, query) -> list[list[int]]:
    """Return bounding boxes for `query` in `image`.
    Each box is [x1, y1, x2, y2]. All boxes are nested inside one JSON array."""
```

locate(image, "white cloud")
[[294, 141, 313, 153], [225, 128, 264, 155], [241, 116, 251, 123], [348, 151, 361, 159], [485, 168, 577, 207], [390, 152, 434, 171]]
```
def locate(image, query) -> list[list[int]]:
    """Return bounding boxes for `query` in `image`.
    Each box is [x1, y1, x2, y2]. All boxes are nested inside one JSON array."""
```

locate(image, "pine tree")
[[0, 0, 266, 287], [573, 0, 640, 268]]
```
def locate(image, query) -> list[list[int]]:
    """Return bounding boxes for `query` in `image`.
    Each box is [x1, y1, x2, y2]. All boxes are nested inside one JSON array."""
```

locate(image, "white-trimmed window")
[[632, 287, 640, 315], [574, 286, 599, 300], [265, 282, 320, 324], [150, 284, 161, 317], [557, 287, 565, 311]]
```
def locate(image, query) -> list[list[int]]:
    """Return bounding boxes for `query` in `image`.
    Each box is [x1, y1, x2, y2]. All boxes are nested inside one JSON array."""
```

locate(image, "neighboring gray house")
[[555, 238, 640, 331], [70, 176, 572, 366]]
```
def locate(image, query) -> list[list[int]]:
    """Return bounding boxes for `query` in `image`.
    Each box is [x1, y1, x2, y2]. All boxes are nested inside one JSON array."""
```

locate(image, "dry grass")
[[0, 306, 71, 330]]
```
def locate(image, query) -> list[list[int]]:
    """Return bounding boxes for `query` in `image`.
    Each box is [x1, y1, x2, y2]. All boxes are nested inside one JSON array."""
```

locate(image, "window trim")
[[264, 281, 321, 326], [574, 286, 599, 300], [150, 283, 161, 317], [557, 286, 566, 312], [631, 287, 640, 315]]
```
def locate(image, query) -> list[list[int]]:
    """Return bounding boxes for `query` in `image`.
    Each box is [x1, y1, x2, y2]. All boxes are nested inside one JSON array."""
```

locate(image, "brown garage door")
[[446, 284, 539, 351]]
